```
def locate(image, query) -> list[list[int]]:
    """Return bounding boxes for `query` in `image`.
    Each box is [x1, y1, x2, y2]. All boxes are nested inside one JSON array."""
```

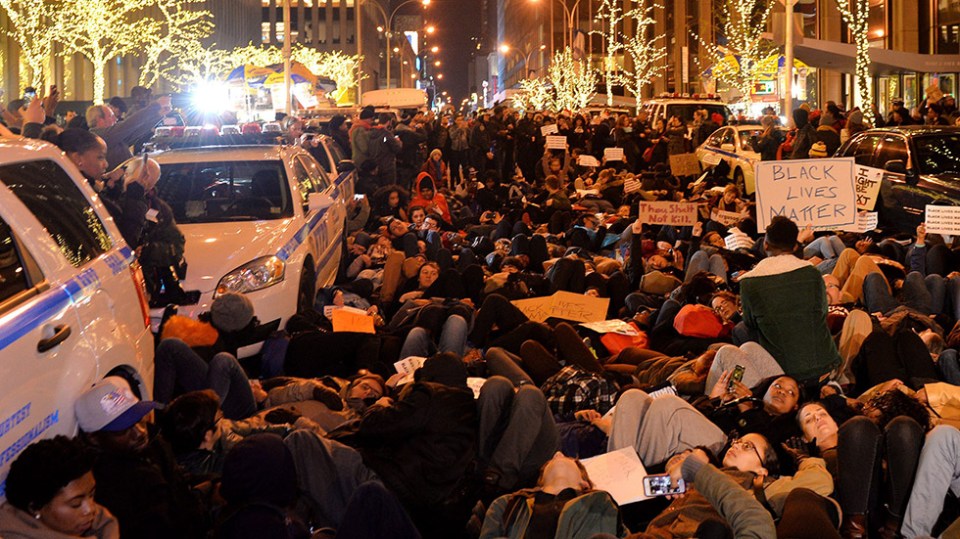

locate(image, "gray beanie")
[[211, 292, 255, 332], [820, 112, 836, 127], [847, 110, 864, 127]]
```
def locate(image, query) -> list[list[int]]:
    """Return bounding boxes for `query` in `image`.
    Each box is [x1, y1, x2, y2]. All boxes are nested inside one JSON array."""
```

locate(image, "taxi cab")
[[148, 139, 355, 348], [0, 138, 154, 492]]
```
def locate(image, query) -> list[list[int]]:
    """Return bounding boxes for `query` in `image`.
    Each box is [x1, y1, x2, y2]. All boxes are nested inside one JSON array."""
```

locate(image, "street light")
[[431, 46, 439, 53], [499, 43, 545, 78], [437, 73, 444, 80], [530, 0, 585, 50], [434, 60, 441, 67], [426, 25, 436, 34], [362, 0, 430, 88]]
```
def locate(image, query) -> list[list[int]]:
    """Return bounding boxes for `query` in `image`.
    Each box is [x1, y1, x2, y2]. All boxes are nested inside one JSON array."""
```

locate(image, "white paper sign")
[[842, 211, 879, 233], [854, 165, 883, 211], [754, 158, 857, 230], [638, 201, 699, 227], [546, 135, 567, 150], [724, 230, 755, 250], [624, 177, 642, 193], [710, 208, 742, 227], [604, 147, 625, 162], [466, 377, 486, 399], [580, 320, 639, 335], [581, 447, 651, 505], [578, 154, 601, 167], [394, 356, 427, 377], [541, 123, 559, 136], [926, 205, 960, 235]]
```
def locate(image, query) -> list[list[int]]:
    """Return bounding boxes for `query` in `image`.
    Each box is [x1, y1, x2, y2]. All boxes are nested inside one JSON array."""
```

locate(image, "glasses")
[[731, 437, 765, 464]]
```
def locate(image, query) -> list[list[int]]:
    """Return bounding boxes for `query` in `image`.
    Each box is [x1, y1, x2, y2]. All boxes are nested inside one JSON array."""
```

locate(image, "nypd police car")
[[0, 138, 154, 492], [696, 124, 786, 195]]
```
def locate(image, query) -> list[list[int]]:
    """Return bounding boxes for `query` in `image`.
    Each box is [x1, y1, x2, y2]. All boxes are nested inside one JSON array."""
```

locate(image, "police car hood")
[[179, 219, 294, 293]]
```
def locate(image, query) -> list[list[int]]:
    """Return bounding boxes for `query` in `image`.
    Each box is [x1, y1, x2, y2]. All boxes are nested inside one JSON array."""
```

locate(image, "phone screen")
[[643, 474, 685, 497], [729, 365, 745, 391]]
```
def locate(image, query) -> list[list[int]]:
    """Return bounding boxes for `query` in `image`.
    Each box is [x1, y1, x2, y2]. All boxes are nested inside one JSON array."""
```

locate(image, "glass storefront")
[[940, 0, 960, 54]]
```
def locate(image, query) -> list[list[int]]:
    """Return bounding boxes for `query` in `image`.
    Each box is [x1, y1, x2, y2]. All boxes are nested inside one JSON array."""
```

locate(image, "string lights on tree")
[[138, 0, 214, 88], [698, 0, 775, 104], [0, 0, 55, 89], [834, 0, 873, 124], [162, 42, 233, 91], [593, 0, 625, 107], [618, 0, 667, 111]]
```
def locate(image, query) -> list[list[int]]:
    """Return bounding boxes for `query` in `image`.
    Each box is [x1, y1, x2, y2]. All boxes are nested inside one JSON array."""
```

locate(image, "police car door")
[[297, 155, 342, 288]]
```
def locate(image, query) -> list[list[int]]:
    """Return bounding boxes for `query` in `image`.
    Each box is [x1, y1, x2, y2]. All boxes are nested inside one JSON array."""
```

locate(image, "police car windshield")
[[913, 134, 960, 176], [154, 160, 294, 223]]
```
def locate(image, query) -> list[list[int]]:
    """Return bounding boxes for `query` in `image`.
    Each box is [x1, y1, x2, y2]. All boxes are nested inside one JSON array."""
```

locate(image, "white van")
[[0, 138, 154, 493]]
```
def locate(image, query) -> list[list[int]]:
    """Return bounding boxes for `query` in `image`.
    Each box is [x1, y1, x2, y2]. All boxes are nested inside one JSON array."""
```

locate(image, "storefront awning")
[[794, 38, 960, 75]]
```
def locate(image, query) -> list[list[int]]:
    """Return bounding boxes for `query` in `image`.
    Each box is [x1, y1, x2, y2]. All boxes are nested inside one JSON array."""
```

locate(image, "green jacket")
[[739, 255, 841, 381], [480, 489, 627, 539]]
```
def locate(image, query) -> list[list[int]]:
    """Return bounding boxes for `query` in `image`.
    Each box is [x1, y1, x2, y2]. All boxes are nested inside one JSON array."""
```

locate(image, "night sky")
[[424, 0, 482, 102]]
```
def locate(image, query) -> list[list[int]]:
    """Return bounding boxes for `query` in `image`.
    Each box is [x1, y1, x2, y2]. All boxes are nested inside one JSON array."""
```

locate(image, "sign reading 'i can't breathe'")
[[754, 158, 857, 230]]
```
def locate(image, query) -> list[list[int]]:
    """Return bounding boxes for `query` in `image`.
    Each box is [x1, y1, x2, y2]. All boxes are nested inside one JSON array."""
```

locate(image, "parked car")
[[148, 142, 356, 352], [696, 124, 786, 194], [641, 93, 732, 129], [0, 138, 154, 489], [835, 126, 960, 231]]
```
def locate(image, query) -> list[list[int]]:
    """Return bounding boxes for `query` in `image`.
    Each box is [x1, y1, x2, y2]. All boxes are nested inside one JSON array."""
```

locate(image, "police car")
[[148, 139, 355, 348], [696, 124, 787, 195], [641, 93, 732, 128], [0, 138, 154, 491]]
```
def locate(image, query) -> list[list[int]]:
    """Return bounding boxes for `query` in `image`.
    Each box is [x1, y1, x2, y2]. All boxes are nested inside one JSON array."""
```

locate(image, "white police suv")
[[0, 138, 155, 493]]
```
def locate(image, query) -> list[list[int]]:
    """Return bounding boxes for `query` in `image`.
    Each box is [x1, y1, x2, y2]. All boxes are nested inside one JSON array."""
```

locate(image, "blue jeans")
[[804, 235, 846, 260], [399, 314, 469, 358], [685, 250, 727, 283], [863, 271, 944, 316], [154, 338, 256, 419], [902, 426, 960, 538], [948, 275, 960, 321]]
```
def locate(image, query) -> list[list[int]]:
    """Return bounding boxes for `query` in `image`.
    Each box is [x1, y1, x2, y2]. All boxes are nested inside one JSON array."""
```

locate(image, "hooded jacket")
[[410, 172, 452, 223]]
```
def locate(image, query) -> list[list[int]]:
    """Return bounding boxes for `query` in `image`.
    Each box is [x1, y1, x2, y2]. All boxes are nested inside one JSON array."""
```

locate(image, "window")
[[0, 160, 112, 267], [0, 217, 32, 306], [154, 161, 294, 223], [298, 156, 330, 191], [290, 157, 315, 209], [875, 135, 909, 169], [719, 129, 736, 148], [913, 134, 960, 175], [706, 130, 725, 147], [844, 134, 882, 166]]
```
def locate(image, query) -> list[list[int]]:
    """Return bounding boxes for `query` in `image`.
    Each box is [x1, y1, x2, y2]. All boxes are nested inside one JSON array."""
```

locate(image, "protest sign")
[[581, 447, 651, 505], [926, 83, 944, 103], [841, 211, 879, 233], [638, 201, 699, 227], [853, 165, 883, 211], [604, 147, 625, 162], [710, 208, 743, 227], [332, 308, 375, 334], [724, 231, 755, 250], [512, 291, 609, 323], [669, 153, 702, 177], [393, 356, 427, 386], [754, 158, 856, 230], [623, 177, 642, 193], [580, 320, 639, 335], [545, 135, 567, 149], [541, 123, 559, 136], [577, 154, 601, 167], [926, 205, 960, 235]]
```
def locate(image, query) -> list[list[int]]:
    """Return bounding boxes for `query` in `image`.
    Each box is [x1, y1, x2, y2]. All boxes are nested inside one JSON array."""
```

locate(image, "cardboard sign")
[[541, 123, 559, 136], [511, 291, 610, 323], [926, 83, 944, 103], [926, 205, 960, 235], [546, 135, 567, 149], [754, 158, 857, 230], [638, 201, 699, 227], [710, 208, 743, 227], [842, 211, 879, 233], [332, 309, 375, 334], [581, 447, 651, 505], [669, 153, 702, 177], [623, 177, 642, 193], [854, 165, 883, 211], [604, 147, 625, 162], [578, 154, 601, 167]]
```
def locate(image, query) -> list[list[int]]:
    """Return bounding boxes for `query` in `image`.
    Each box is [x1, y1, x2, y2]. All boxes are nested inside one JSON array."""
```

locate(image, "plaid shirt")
[[542, 366, 617, 417]]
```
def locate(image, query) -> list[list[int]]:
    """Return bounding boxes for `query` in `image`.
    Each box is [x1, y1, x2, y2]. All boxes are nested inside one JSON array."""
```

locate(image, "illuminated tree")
[[835, 0, 873, 123], [618, 0, 667, 110], [163, 42, 233, 91], [514, 77, 553, 111], [292, 48, 366, 103], [698, 0, 775, 104], [548, 47, 598, 111], [227, 43, 283, 67], [53, 0, 162, 103], [593, 0, 625, 107], [139, 0, 214, 88], [0, 0, 55, 88]]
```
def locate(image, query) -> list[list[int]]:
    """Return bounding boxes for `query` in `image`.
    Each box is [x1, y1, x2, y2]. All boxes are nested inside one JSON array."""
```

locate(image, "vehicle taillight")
[[130, 261, 151, 329]]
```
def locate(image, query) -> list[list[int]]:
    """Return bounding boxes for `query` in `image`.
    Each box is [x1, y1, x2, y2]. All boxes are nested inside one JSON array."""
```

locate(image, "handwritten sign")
[[580, 320, 639, 335], [841, 211, 879, 233], [724, 231, 755, 250], [926, 205, 960, 235], [623, 177, 642, 194], [754, 158, 856, 230], [710, 208, 742, 227], [546, 135, 567, 150], [541, 123, 559, 136], [466, 377, 486, 399], [926, 83, 944, 103], [578, 154, 601, 167], [854, 165, 883, 211], [332, 309, 375, 334], [604, 147, 624, 162], [581, 447, 651, 505], [512, 291, 610, 323], [638, 201, 699, 227], [669, 153, 702, 177]]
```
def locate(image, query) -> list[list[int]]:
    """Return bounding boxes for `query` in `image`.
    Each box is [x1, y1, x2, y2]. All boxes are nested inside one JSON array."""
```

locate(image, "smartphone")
[[728, 364, 745, 392], [643, 474, 685, 497], [23, 90, 36, 100]]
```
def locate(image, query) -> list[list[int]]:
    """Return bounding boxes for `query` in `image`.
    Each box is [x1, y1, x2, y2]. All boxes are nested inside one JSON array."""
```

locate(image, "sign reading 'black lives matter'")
[[754, 158, 857, 230]]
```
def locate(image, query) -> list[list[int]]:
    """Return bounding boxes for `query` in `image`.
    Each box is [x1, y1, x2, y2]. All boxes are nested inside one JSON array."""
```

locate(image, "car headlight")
[[215, 256, 285, 297]]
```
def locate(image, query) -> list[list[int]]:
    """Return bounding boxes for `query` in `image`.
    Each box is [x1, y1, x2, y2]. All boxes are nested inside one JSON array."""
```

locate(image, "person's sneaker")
[[647, 384, 678, 400]]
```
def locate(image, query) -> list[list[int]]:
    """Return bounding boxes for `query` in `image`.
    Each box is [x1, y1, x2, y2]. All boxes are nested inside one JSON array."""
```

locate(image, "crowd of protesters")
[[3, 84, 960, 539]]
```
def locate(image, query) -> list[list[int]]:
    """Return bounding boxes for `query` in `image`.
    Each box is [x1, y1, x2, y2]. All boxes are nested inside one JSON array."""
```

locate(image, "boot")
[[840, 513, 868, 539]]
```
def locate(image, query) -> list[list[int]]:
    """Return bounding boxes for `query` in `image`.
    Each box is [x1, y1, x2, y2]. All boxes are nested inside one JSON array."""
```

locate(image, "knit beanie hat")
[[819, 111, 836, 127], [808, 141, 829, 158], [847, 110, 864, 127], [210, 292, 255, 332]]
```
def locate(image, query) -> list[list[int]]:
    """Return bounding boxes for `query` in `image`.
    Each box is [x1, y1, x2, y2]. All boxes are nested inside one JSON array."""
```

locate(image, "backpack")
[[541, 366, 618, 416]]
